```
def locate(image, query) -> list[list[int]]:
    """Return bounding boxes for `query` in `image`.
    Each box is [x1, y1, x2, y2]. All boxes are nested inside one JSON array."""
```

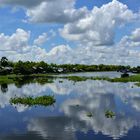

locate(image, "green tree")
[[0, 57, 8, 67]]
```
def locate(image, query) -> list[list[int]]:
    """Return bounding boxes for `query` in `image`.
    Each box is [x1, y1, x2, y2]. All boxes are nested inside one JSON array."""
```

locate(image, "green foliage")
[[86, 112, 93, 117], [110, 74, 140, 82], [10, 95, 56, 107], [61, 74, 140, 83], [0, 75, 54, 88], [0, 76, 15, 84], [13, 61, 34, 75], [66, 76, 88, 82], [1, 57, 140, 75], [135, 82, 140, 87], [0, 57, 8, 67], [105, 110, 115, 118]]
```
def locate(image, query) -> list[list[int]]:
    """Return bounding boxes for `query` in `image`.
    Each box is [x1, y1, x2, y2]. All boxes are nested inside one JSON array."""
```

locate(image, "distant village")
[[0, 57, 140, 75]]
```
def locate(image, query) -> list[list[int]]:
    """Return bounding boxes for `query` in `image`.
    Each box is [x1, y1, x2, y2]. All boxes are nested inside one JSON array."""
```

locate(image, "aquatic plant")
[[66, 76, 88, 82], [10, 95, 56, 107], [135, 82, 140, 87], [105, 110, 115, 118], [86, 112, 93, 117]]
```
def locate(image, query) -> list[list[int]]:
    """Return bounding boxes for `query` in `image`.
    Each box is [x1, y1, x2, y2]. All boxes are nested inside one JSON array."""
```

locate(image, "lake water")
[[0, 72, 140, 140], [58, 71, 135, 78]]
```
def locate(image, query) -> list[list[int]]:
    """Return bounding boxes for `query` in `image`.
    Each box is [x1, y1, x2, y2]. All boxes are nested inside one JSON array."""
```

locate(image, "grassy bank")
[[60, 74, 140, 83], [1, 73, 140, 85], [0, 74, 55, 85]]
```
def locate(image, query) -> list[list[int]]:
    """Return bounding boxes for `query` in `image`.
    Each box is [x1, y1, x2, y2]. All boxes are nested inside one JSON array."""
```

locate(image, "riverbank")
[[1, 73, 140, 85]]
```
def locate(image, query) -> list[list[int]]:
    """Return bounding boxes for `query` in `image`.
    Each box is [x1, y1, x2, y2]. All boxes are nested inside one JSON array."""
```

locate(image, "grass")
[[10, 95, 56, 107], [0, 74, 55, 86], [135, 82, 140, 87], [59, 74, 140, 83], [109, 74, 140, 82], [66, 76, 88, 82], [0, 75, 16, 84], [1, 73, 140, 85], [105, 110, 115, 118]]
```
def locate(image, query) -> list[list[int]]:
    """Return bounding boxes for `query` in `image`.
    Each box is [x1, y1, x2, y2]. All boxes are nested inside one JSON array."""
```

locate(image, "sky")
[[0, 0, 140, 66]]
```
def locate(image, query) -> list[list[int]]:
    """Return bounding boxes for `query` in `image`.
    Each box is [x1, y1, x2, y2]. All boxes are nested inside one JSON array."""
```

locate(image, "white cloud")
[[0, 28, 140, 66], [0, 28, 30, 52], [26, 0, 87, 23], [119, 28, 140, 47], [0, 1, 140, 65], [0, 28, 47, 61], [0, 0, 45, 8], [33, 33, 48, 46], [0, 0, 87, 23], [0, 0, 87, 24], [60, 0, 138, 46]]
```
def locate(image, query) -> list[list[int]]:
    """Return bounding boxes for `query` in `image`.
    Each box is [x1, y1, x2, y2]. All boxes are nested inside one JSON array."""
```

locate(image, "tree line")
[[0, 57, 139, 75]]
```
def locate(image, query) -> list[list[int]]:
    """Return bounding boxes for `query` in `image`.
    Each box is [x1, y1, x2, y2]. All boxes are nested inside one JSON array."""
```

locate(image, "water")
[[58, 71, 135, 78], [0, 72, 140, 140]]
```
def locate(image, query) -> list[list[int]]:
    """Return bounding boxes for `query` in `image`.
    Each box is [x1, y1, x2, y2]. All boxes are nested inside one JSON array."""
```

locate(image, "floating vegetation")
[[86, 112, 93, 117], [36, 78, 54, 85], [121, 73, 129, 78], [66, 76, 88, 82], [135, 82, 140, 87], [10, 95, 56, 107], [105, 110, 115, 118], [59, 74, 140, 83]]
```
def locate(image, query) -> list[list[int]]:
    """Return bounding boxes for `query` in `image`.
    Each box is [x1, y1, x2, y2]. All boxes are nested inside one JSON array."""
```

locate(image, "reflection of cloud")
[[0, 83, 50, 110], [0, 77, 140, 139], [28, 117, 76, 140], [25, 80, 140, 139], [1, 78, 140, 113], [131, 97, 140, 111], [46, 79, 73, 95], [13, 104, 29, 112], [60, 93, 140, 139]]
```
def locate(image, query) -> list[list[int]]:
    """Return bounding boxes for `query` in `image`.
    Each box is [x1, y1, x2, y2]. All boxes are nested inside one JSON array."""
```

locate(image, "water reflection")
[[1, 83, 8, 93], [0, 76, 140, 139]]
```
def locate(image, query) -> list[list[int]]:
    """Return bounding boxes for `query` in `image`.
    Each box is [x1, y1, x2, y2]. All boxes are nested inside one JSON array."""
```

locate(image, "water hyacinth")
[[105, 110, 115, 118], [10, 95, 56, 107]]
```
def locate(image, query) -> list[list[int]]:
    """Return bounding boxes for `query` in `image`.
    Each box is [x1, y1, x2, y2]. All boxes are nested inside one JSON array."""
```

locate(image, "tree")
[[0, 57, 8, 67]]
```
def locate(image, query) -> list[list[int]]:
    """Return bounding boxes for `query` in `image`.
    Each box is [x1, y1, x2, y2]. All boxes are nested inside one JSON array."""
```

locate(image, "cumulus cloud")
[[0, 27, 140, 65], [0, 0, 45, 8], [0, 1, 140, 65], [33, 33, 48, 46], [0, 28, 30, 52], [119, 28, 140, 47], [0, 28, 47, 61], [60, 0, 138, 46], [0, 0, 87, 23], [26, 0, 88, 23]]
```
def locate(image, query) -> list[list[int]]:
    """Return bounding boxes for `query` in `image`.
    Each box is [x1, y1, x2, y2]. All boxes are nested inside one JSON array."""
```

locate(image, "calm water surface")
[[0, 72, 140, 140], [58, 71, 135, 78]]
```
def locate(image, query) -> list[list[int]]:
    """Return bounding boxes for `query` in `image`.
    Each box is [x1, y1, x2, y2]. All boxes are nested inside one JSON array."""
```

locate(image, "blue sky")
[[0, 0, 140, 65]]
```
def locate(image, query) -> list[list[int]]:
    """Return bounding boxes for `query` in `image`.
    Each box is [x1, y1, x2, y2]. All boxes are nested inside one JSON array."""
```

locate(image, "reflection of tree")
[[1, 83, 8, 93], [14, 76, 54, 88]]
